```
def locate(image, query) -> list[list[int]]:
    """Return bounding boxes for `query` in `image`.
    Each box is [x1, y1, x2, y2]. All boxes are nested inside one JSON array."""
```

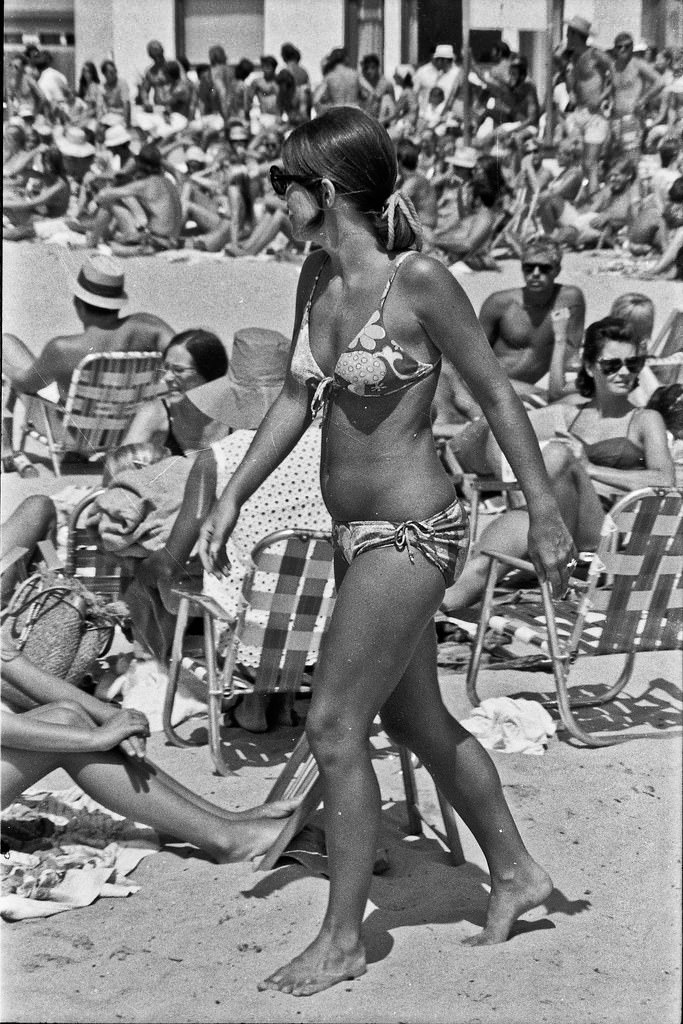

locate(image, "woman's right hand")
[[198, 497, 239, 577], [95, 709, 150, 752]]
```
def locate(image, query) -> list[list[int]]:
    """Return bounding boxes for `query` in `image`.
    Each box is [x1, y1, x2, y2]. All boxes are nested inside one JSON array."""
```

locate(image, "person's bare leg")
[[380, 625, 553, 945], [86, 206, 113, 246], [240, 210, 292, 256], [1, 496, 57, 605], [258, 547, 445, 997], [441, 509, 531, 611], [1, 704, 297, 860]]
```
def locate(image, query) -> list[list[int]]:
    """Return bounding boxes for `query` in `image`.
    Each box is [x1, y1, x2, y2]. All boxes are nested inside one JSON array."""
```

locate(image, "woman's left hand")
[[527, 510, 577, 598]]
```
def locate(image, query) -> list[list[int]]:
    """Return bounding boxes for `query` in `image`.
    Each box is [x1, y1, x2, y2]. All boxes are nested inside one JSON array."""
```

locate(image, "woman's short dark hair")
[[100, 59, 116, 76], [397, 138, 419, 171], [235, 58, 255, 81], [164, 329, 228, 383], [282, 107, 422, 251], [576, 317, 636, 397]]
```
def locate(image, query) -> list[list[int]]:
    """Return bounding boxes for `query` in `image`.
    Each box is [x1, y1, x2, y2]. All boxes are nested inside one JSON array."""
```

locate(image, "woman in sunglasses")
[[442, 316, 674, 613], [122, 328, 228, 455], [199, 107, 575, 997]]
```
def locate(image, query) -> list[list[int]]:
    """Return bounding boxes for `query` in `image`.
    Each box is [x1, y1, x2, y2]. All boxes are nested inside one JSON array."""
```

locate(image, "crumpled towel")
[[0, 785, 158, 921], [461, 697, 556, 755], [93, 457, 192, 556]]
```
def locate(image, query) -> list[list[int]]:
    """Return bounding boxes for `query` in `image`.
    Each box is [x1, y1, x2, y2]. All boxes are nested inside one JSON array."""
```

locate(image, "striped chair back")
[[222, 530, 336, 697], [571, 488, 683, 657], [59, 351, 164, 456]]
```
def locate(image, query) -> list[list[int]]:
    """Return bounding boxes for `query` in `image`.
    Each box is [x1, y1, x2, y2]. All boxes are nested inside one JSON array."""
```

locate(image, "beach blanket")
[[0, 785, 158, 921], [93, 457, 192, 557], [461, 696, 557, 755]]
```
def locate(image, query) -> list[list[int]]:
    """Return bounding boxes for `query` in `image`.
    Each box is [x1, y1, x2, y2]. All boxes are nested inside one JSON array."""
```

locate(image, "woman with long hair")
[[199, 107, 574, 997]]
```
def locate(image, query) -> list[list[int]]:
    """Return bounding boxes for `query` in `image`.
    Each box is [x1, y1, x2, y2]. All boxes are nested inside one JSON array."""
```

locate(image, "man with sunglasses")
[[433, 238, 585, 427], [611, 32, 664, 159]]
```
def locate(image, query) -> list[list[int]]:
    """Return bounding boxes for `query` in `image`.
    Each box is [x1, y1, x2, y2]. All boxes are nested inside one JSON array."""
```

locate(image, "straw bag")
[[2, 568, 128, 685]]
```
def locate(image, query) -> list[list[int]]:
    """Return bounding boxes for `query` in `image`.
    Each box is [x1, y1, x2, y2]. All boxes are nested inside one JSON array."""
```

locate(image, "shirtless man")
[[86, 143, 183, 251], [611, 32, 663, 158], [396, 138, 438, 235], [2, 256, 173, 472], [564, 16, 614, 196], [433, 239, 585, 427]]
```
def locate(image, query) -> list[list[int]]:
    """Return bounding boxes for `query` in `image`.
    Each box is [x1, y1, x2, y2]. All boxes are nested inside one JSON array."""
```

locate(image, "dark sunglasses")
[[522, 261, 554, 274], [597, 356, 646, 375], [615, 43, 633, 51], [269, 165, 321, 196]]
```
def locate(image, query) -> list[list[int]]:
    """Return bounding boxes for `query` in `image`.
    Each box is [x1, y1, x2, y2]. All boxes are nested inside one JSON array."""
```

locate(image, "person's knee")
[[19, 495, 57, 535], [542, 440, 576, 478], [305, 702, 367, 769]]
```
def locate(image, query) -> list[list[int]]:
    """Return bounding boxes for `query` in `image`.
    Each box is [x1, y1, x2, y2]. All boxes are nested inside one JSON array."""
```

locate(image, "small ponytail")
[[377, 191, 423, 252]]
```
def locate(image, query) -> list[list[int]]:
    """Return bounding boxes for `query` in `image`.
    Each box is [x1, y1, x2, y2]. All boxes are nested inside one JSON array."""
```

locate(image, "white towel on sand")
[[461, 697, 556, 755]]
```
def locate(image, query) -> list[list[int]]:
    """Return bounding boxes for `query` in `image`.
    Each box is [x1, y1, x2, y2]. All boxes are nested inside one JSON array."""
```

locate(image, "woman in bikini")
[[199, 108, 575, 997], [441, 316, 674, 613]]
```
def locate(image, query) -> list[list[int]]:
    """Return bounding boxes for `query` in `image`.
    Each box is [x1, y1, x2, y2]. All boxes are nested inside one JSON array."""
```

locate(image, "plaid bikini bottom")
[[332, 498, 469, 587]]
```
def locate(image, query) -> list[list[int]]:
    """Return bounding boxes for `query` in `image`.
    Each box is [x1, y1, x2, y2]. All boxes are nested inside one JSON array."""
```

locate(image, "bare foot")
[[257, 934, 366, 997], [231, 799, 301, 820], [463, 859, 553, 946], [214, 814, 296, 863]]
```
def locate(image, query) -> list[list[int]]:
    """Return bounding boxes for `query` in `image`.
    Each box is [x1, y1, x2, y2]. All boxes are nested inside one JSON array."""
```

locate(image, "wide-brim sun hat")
[[57, 126, 95, 157], [104, 124, 131, 148], [433, 44, 456, 61], [187, 328, 291, 430], [445, 146, 479, 169], [72, 255, 128, 310]]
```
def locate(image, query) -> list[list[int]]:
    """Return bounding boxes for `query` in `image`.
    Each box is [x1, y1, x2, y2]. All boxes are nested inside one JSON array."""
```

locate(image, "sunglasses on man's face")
[[597, 356, 646, 375], [269, 165, 322, 196], [522, 261, 554, 274]]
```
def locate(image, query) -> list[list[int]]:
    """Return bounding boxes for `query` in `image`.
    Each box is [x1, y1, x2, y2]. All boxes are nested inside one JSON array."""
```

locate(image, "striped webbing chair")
[[164, 528, 465, 868], [17, 351, 163, 476], [465, 487, 683, 746]]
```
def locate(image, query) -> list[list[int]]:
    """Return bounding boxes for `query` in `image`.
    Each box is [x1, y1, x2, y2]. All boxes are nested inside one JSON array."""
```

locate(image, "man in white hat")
[[2, 255, 174, 472], [563, 16, 614, 196], [413, 43, 462, 119]]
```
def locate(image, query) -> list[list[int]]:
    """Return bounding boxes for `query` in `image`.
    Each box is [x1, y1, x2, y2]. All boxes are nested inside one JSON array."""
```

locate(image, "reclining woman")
[[199, 107, 575, 996], [439, 316, 675, 613], [1, 501, 299, 861]]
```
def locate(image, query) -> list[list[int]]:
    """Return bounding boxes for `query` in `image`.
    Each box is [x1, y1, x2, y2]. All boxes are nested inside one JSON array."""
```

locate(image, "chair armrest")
[[479, 548, 536, 574], [170, 585, 234, 622]]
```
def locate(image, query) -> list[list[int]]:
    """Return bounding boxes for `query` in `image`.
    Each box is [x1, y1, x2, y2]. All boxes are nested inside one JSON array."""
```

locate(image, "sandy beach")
[[1, 240, 681, 1024]]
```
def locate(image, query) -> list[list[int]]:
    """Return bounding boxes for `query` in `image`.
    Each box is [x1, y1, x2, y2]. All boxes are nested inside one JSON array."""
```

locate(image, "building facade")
[[4, 0, 682, 104]]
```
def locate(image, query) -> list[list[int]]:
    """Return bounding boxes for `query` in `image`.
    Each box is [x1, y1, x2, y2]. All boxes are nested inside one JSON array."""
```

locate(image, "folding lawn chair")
[[164, 528, 465, 867], [16, 351, 163, 476], [646, 309, 683, 389], [465, 487, 683, 747], [63, 488, 127, 601]]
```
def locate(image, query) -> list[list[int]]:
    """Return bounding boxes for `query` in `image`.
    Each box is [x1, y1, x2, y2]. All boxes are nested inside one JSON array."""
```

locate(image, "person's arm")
[[410, 256, 576, 594], [434, 208, 493, 257], [642, 225, 683, 276], [4, 334, 78, 395], [3, 179, 65, 213], [2, 654, 148, 757], [2, 706, 149, 753], [634, 61, 664, 115], [120, 399, 170, 448], [93, 177, 148, 209], [547, 288, 586, 402]]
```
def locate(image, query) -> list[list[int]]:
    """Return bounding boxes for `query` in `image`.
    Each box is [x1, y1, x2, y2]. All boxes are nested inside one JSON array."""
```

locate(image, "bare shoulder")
[[479, 287, 521, 312], [557, 283, 585, 306]]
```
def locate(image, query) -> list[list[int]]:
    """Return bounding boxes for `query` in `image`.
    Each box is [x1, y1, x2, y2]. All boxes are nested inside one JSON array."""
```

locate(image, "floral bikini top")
[[290, 250, 440, 415]]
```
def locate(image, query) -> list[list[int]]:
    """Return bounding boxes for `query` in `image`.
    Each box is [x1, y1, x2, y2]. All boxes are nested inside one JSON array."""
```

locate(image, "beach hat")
[[565, 15, 591, 37], [33, 116, 54, 139], [394, 63, 414, 80], [187, 328, 290, 430], [433, 44, 455, 61], [18, 103, 35, 119], [228, 120, 250, 141], [57, 126, 95, 157], [72, 255, 128, 310], [445, 145, 478, 168], [185, 145, 208, 164], [104, 124, 131, 148], [100, 111, 125, 127]]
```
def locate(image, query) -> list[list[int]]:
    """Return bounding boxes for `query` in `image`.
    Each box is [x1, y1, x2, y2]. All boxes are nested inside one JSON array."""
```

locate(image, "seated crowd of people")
[[4, 25, 683, 273]]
